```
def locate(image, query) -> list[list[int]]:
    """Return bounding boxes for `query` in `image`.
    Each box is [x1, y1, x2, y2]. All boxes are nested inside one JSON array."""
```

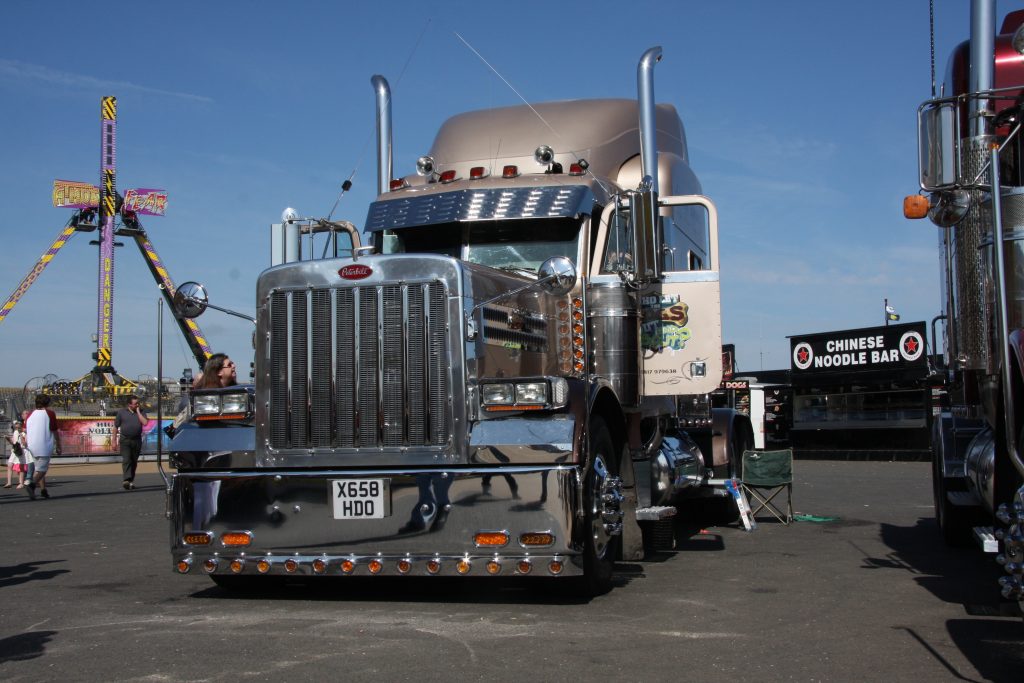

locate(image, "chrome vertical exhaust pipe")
[[969, 0, 995, 136], [371, 75, 393, 196], [637, 46, 662, 194]]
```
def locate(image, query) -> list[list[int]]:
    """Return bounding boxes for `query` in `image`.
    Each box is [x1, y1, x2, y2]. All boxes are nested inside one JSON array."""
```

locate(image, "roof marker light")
[[502, 165, 519, 178], [439, 170, 458, 183], [470, 166, 488, 179], [389, 178, 408, 191]]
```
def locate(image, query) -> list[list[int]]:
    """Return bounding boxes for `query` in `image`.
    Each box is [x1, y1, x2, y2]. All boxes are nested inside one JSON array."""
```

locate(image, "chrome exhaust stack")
[[371, 75, 393, 196], [636, 46, 662, 194]]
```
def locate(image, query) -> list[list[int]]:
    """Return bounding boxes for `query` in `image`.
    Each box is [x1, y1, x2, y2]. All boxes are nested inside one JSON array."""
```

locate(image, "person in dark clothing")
[[113, 395, 148, 490]]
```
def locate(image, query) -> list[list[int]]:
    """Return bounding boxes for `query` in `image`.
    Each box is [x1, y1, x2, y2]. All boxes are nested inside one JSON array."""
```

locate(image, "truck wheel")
[[575, 417, 623, 597], [710, 424, 751, 525]]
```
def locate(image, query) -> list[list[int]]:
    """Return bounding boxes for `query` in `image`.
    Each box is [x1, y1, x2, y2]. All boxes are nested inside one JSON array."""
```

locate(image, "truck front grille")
[[268, 281, 449, 450]]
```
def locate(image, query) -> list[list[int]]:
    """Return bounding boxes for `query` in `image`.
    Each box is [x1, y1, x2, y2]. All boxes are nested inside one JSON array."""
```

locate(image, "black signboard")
[[789, 322, 928, 378]]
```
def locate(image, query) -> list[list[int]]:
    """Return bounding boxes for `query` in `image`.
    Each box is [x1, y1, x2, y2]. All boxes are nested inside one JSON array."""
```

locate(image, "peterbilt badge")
[[339, 264, 372, 280]]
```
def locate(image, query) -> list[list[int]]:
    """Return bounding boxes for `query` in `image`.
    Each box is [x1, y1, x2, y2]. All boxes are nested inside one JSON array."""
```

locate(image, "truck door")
[[596, 195, 722, 396]]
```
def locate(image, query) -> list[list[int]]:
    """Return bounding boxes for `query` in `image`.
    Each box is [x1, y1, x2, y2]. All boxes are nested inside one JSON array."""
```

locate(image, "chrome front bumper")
[[170, 466, 583, 578]]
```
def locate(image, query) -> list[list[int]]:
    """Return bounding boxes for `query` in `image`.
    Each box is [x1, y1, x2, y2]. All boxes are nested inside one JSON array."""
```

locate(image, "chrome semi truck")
[[904, 0, 1024, 610], [168, 47, 751, 595]]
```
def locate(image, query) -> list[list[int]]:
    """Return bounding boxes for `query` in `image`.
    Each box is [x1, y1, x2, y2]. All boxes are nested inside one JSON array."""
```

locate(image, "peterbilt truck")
[[904, 0, 1024, 609], [167, 47, 751, 596]]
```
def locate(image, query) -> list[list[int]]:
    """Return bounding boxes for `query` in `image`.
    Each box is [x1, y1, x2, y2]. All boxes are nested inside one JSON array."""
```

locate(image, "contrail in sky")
[[0, 59, 213, 104]]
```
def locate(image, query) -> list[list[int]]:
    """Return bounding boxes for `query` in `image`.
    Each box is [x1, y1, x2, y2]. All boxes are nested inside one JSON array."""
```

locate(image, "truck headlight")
[[193, 394, 222, 415], [220, 391, 249, 414], [481, 383, 515, 405], [515, 382, 548, 404]]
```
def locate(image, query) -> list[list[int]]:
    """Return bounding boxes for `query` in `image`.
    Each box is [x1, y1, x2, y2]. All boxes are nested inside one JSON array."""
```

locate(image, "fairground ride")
[[0, 96, 212, 403]]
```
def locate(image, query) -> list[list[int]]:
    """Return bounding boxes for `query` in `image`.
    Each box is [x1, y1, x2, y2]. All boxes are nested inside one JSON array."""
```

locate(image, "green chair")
[[741, 449, 793, 525]]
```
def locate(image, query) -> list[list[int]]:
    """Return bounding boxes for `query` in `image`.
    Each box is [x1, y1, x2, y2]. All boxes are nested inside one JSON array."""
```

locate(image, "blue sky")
[[0, 0, 1016, 387]]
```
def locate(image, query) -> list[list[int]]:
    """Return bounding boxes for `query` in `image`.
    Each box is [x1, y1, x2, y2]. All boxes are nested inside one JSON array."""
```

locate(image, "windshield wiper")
[[498, 266, 538, 279]]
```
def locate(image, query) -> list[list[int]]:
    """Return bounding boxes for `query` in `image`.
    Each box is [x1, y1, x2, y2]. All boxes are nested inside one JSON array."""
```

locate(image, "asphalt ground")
[[1, 459, 1022, 682]]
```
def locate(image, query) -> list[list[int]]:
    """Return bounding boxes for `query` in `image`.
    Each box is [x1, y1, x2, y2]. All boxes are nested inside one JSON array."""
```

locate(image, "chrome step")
[[973, 526, 998, 553], [635, 506, 677, 521]]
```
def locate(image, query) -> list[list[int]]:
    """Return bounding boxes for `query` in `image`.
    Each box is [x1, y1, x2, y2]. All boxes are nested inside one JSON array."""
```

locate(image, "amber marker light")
[[456, 559, 472, 575], [397, 559, 412, 574], [284, 559, 299, 573], [485, 404, 543, 412], [520, 532, 555, 547], [485, 560, 502, 575], [516, 560, 533, 575], [203, 558, 219, 573], [256, 559, 272, 574], [903, 194, 930, 219], [183, 532, 211, 545], [368, 559, 383, 574], [229, 559, 245, 574], [312, 559, 327, 574], [221, 532, 252, 547], [176, 558, 192, 574], [474, 531, 510, 547], [548, 560, 564, 575], [426, 559, 442, 574], [340, 559, 355, 574]]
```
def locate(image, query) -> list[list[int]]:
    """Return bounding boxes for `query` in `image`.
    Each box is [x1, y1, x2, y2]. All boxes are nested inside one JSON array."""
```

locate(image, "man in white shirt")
[[25, 394, 61, 499]]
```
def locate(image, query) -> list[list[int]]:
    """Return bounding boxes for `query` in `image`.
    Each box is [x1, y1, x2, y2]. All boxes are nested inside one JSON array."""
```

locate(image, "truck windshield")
[[379, 218, 581, 273]]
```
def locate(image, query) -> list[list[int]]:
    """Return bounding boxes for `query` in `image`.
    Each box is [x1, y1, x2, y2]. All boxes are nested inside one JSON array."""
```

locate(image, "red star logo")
[[797, 348, 809, 363], [904, 337, 919, 354]]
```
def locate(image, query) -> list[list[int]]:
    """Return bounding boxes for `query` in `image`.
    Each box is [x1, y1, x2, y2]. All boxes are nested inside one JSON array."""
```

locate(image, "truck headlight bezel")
[[479, 378, 567, 412], [191, 388, 254, 421]]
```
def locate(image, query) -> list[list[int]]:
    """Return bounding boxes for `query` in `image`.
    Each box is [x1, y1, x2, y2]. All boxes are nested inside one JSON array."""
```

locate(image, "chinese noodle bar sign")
[[790, 322, 927, 374]]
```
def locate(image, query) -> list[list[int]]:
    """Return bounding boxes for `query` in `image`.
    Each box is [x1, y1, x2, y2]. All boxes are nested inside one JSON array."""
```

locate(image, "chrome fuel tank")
[[588, 282, 640, 407]]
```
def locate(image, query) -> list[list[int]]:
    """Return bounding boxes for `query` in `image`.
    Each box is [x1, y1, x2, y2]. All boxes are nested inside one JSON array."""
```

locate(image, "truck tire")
[[709, 423, 752, 525], [575, 417, 622, 597], [932, 452, 973, 547]]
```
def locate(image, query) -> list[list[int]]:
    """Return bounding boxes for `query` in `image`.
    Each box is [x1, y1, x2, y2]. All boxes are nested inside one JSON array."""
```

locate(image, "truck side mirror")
[[631, 188, 661, 283], [919, 101, 958, 191], [173, 282, 209, 319], [537, 256, 577, 296]]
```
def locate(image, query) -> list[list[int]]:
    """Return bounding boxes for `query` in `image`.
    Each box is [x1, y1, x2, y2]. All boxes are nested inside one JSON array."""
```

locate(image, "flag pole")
[[884, 298, 888, 327]]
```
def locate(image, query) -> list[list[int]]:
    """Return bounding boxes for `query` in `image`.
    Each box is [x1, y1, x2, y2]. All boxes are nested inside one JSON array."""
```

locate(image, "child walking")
[[4, 419, 29, 489]]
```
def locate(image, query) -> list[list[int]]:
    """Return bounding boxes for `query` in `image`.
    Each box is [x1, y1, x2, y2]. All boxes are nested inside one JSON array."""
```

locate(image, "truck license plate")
[[330, 479, 389, 519]]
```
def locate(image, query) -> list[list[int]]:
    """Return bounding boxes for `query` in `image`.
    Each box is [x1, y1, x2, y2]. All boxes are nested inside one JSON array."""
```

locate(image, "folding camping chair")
[[740, 449, 794, 525]]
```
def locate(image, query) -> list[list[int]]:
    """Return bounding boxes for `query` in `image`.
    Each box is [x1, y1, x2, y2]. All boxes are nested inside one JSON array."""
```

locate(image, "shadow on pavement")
[[0, 560, 68, 589], [872, 518, 1024, 682], [0, 631, 58, 663], [187, 572, 642, 606]]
